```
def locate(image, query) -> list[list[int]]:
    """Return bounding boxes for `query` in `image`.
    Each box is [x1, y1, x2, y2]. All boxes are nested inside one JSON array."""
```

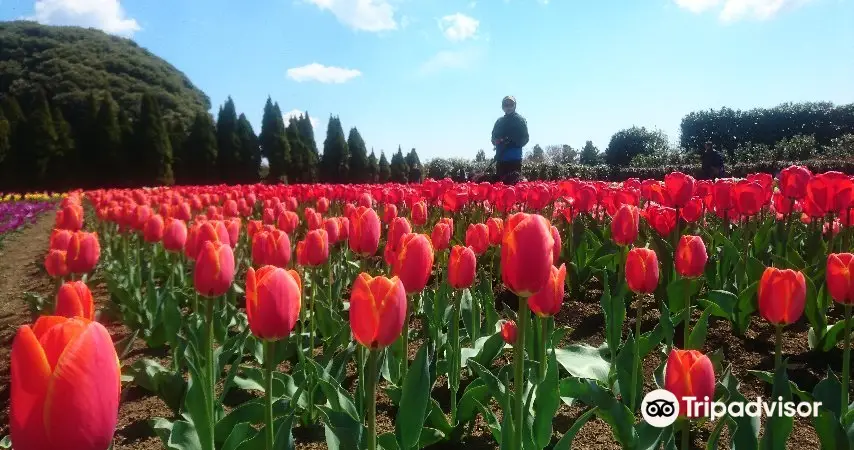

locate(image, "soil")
[[0, 216, 832, 449]]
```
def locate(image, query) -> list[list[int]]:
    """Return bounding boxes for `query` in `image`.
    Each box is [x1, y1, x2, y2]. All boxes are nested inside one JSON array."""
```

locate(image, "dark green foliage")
[[298, 112, 317, 153], [92, 93, 125, 187], [16, 89, 56, 189], [167, 119, 187, 183], [605, 126, 669, 167], [0, 113, 10, 182], [529, 144, 545, 163], [216, 97, 241, 182], [347, 127, 368, 183], [236, 113, 261, 183], [286, 116, 317, 183], [379, 151, 391, 183], [321, 115, 349, 182], [133, 94, 174, 186], [680, 102, 854, 157], [390, 146, 409, 183], [367, 149, 379, 183], [579, 141, 601, 165], [51, 105, 75, 188], [259, 98, 290, 183], [182, 111, 218, 184], [1, 95, 24, 125], [475, 149, 487, 162], [0, 21, 210, 127], [405, 148, 422, 183]]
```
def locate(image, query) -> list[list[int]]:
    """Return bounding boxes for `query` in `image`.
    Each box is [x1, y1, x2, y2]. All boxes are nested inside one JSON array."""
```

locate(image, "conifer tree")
[[379, 151, 391, 183], [133, 94, 174, 186], [321, 115, 349, 182], [579, 140, 601, 165], [167, 119, 187, 182], [259, 98, 290, 183], [298, 113, 320, 181], [75, 92, 101, 184], [183, 111, 218, 184], [236, 113, 261, 183], [0, 112, 10, 189], [286, 117, 308, 183], [347, 127, 368, 183], [1, 95, 24, 126], [18, 89, 57, 189], [405, 148, 422, 183], [217, 97, 241, 182], [51, 105, 75, 189], [390, 146, 409, 183], [92, 93, 123, 187], [367, 149, 379, 183]]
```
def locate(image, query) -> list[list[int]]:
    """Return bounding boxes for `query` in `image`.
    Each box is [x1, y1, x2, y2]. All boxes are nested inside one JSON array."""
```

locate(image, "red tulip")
[[11, 316, 120, 450], [611, 204, 640, 246], [431, 222, 451, 251], [225, 218, 241, 248], [45, 249, 69, 278], [349, 206, 381, 257], [675, 235, 707, 278], [55, 281, 94, 320], [163, 218, 188, 252], [49, 228, 73, 251], [383, 204, 398, 223], [758, 267, 806, 325], [55, 204, 84, 231], [67, 232, 101, 274], [387, 217, 412, 252], [664, 349, 715, 418], [466, 223, 489, 256], [349, 273, 407, 349], [779, 165, 812, 199], [501, 320, 517, 345], [411, 201, 428, 226], [827, 253, 854, 304], [296, 240, 308, 266], [487, 217, 504, 245], [393, 233, 435, 294], [143, 214, 165, 243], [194, 241, 236, 297], [251, 229, 292, 268], [732, 180, 765, 216], [550, 225, 562, 263], [645, 205, 677, 237], [528, 264, 566, 317], [245, 266, 302, 340], [448, 245, 477, 289], [304, 229, 330, 267], [324, 217, 341, 243], [277, 211, 300, 234], [501, 213, 555, 297], [317, 197, 330, 214], [664, 172, 695, 208], [625, 248, 659, 294]]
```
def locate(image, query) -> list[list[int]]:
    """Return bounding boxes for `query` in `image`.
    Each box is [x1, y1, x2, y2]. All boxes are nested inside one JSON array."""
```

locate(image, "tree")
[[182, 111, 218, 184], [390, 146, 409, 183], [529, 144, 546, 163], [92, 93, 123, 187], [379, 151, 391, 183], [236, 113, 261, 183], [51, 105, 75, 189], [579, 141, 601, 165], [545, 144, 577, 165], [286, 117, 309, 183], [259, 97, 290, 183], [475, 149, 487, 162], [605, 126, 669, 167], [0, 112, 10, 188], [133, 93, 174, 186], [1, 96, 24, 126], [167, 119, 187, 183], [347, 127, 368, 183], [297, 113, 320, 182], [367, 149, 379, 183], [17, 89, 57, 189], [321, 115, 349, 183], [216, 97, 241, 182], [406, 148, 422, 183]]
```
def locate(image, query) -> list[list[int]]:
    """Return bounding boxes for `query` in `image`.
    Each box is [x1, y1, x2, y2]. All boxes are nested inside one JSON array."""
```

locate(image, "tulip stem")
[[774, 324, 783, 372], [205, 299, 216, 450], [366, 348, 379, 450], [309, 269, 317, 419], [539, 317, 548, 381], [264, 340, 276, 450], [683, 290, 691, 348], [450, 295, 461, 425], [631, 298, 643, 412], [682, 419, 690, 450], [513, 295, 529, 450], [843, 305, 852, 417]]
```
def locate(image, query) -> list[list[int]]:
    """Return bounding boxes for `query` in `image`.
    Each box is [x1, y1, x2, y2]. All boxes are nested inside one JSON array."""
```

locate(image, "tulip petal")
[[350, 273, 381, 347], [10, 326, 52, 450]]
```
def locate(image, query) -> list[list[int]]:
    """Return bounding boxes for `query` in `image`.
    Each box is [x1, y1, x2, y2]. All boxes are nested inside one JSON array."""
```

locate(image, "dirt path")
[[0, 213, 57, 437]]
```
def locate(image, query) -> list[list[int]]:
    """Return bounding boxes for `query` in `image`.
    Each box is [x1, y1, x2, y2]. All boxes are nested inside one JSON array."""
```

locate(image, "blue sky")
[[2, 0, 853, 160]]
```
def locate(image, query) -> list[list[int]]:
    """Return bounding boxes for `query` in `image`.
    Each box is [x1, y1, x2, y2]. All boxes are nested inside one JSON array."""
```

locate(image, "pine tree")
[[259, 97, 290, 183], [17, 89, 57, 189], [390, 146, 409, 183], [1, 96, 24, 126], [133, 94, 174, 186], [217, 97, 241, 183], [579, 140, 601, 165], [75, 92, 101, 185], [0, 112, 10, 189], [347, 127, 368, 183], [91, 94, 123, 187], [285, 117, 308, 183], [379, 151, 391, 183], [529, 144, 545, 163], [237, 113, 261, 183], [298, 113, 320, 181], [321, 116, 349, 182], [367, 149, 379, 183], [475, 149, 487, 162], [51, 105, 75, 189], [167, 119, 187, 183], [405, 148, 422, 183], [183, 111, 219, 184]]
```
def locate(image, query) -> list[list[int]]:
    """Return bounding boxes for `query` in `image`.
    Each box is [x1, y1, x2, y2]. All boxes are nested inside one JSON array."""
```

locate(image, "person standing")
[[700, 140, 725, 180], [491, 96, 529, 184]]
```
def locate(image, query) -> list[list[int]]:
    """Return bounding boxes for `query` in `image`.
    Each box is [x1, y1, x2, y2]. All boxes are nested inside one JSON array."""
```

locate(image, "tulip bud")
[[67, 232, 101, 274], [675, 235, 707, 278], [226, 218, 241, 248], [664, 349, 715, 418], [296, 240, 309, 266], [466, 223, 489, 256], [45, 249, 69, 278], [388, 217, 412, 252], [501, 213, 554, 297], [501, 320, 518, 346], [779, 165, 812, 199], [758, 267, 806, 325], [349, 206, 381, 257], [246, 266, 301, 341], [251, 230, 291, 268], [163, 218, 188, 253], [55, 281, 95, 320], [431, 222, 451, 251], [827, 253, 854, 304], [324, 217, 341, 244], [143, 214, 165, 243], [383, 204, 398, 223], [448, 245, 477, 290], [487, 217, 504, 245], [528, 264, 566, 317], [55, 204, 84, 231], [411, 201, 428, 226], [625, 248, 659, 294], [664, 172, 695, 208], [317, 197, 330, 214], [393, 233, 435, 294], [194, 241, 236, 297], [304, 229, 330, 267], [611, 204, 639, 246], [349, 273, 407, 349]]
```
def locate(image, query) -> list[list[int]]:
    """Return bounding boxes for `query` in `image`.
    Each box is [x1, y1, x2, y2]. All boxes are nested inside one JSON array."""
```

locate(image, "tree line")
[[0, 89, 425, 191]]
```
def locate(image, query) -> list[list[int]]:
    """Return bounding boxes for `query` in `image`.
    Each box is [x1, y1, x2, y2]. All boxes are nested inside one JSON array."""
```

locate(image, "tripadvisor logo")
[[641, 389, 822, 428]]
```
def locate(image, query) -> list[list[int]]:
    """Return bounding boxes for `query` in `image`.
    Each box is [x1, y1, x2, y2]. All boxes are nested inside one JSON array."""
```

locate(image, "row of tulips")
[[6, 165, 854, 450]]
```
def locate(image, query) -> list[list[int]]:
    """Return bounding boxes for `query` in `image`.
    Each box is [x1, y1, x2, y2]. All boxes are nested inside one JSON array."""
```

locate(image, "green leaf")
[[468, 359, 508, 405], [533, 350, 561, 449], [636, 421, 666, 450], [558, 377, 637, 448], [319, 406, 363, 450], [721, 367, 759, 450], [666, 278, 701, 313], [554, 344, 611, 384], [615, 331, 642, 411], [272, 414, 296, 450], [461, 331, 505, 369], [221, 423, 253, 450], [746, 370, 813, 403], [760, 361, 794, 449], [0, 436, 11, 449], [705, 290, 738, 319], [418, 428, 445, 447], [552, 407, 596, 450], [639, 324, 665, 359], [183, 359, 214, 450], [820, 317, 853, 352], [214, 399, 263, 443], [600, 271, 625, 365], [707, 417, 729, 450], [460, 288, 475, 341], [126, 357, 186, 414], [687, 306, 713, 350], [457, 381, 490, 425], [396, 344, 432, 449], [813, 369, 844, 419]]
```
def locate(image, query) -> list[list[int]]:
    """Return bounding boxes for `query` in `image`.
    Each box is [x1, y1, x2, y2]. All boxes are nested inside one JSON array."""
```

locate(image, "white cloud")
[[674, 0, 815, 21], [29, 0, 140, 36], [306, 0, 397, 32], [282, 109, 320, 130], [286, 63, 362, 83], [439, 13, 480, 42], [418, 47, 484, 75]]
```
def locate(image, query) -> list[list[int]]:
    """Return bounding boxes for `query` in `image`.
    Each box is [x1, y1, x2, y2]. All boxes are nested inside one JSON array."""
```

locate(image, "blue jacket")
[[491, 112, 529, 162]]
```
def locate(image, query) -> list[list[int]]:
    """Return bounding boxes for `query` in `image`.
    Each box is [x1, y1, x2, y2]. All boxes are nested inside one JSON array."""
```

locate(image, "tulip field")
[[4, 166, 854, 450]]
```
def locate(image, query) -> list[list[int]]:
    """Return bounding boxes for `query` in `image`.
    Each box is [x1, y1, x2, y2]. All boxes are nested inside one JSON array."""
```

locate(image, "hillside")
[[0, 20, 210, 124]]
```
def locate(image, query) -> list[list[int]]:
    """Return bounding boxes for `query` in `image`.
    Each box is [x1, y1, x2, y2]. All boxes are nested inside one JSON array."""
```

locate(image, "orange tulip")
[[44, 249, 69, 278], [625, 248, 659, 294], [67, 231, 101, 274], [388, 217, 412, 252], [225, 218, 241, 248], [277, 211, 300, 234], [431, 222, 451, 251], [246, 266, 301, 340], [393, 233, 435, 294], [758, 267, 806, 325], [55, 281, 94, 320], [501, 213, 555, 297], [487, 217, 504, 246], [349, 206, 381, 257], [296, 240, 308, 266], [501, 320, 517, 345], [304, 229, 330, 267], [448, 245, 477, 289], [551, 225, 562, 263], [11, 316, 120, 450], [528, 264, 566, 317], [675, 235, 707, 279], [251, 229, 291, 268], [664, 349, 715, 418], [383, 204, 398, 223], [55, 203, 84, 231], [49, 228, 72, 251], [349, 273, 407, 349], [162, 218, 188, 253], [324, 217, 341, 243], [466, 223, 489, 256], [611, 204, 639, 246], [411, 201, 428, 226], [827, 253, 854, 304], [194, 241, 236, 297], [143, 214, 165, 243], [317, 197, 330, 214]]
